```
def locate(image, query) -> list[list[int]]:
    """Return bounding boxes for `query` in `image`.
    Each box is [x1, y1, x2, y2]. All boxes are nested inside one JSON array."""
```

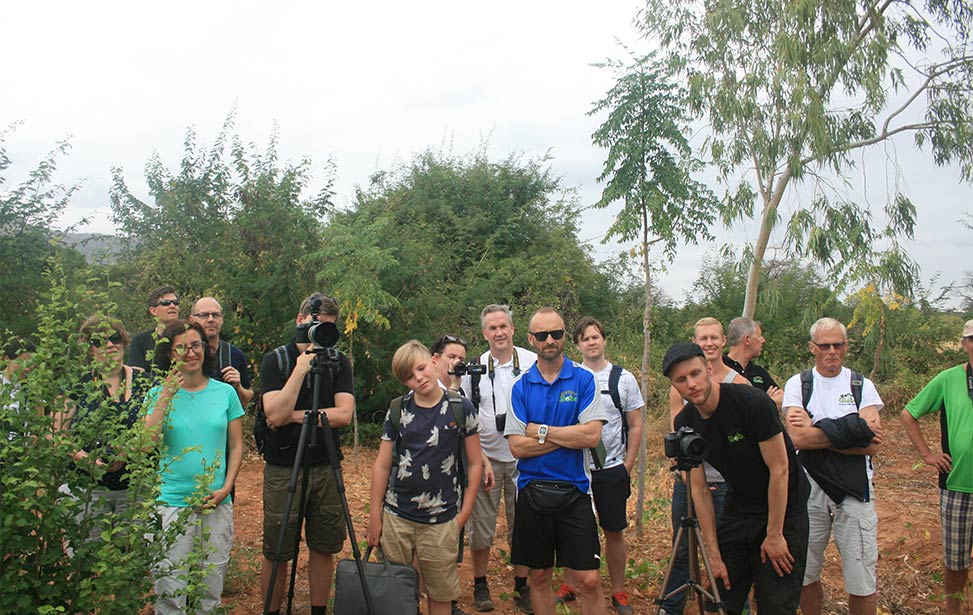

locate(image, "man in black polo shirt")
[[663, 342, 808, 615], [722, 317, 783, 408]]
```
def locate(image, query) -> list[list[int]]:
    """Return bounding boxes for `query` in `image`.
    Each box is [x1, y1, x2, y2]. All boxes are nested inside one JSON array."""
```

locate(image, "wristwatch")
[[538, 424, 549, 444]]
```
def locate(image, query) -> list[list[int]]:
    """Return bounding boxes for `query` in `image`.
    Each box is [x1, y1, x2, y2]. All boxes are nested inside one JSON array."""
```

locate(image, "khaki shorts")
[[262, 463, 346, 560], [381, 510, 461, 603], [469, 458, 517, 551], [803, 475, 877, 596]]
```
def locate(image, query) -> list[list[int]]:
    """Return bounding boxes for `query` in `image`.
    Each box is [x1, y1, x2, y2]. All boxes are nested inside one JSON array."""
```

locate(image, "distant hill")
[[62, 233, 130, 263]]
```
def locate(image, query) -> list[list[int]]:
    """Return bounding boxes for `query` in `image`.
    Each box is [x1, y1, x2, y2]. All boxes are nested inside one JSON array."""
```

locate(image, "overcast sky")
[[3, 1, 969, 309]]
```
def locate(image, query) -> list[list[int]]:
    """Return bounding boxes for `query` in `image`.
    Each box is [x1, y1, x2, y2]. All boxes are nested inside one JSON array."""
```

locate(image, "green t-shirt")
[[906, 364, 973, 493], [147, 379, 245, 506]]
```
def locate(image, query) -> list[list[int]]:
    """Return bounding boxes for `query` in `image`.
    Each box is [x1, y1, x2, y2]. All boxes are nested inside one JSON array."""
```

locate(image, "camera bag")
[[333, 546, 420, 615]]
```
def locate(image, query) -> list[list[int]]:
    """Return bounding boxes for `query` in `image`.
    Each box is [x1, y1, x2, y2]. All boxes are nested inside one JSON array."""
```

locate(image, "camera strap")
[[967, 363, 972, 402], [488, 350, 520, 419]]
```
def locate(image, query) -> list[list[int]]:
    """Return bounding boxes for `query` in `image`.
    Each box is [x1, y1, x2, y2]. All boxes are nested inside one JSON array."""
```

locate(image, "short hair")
[[572, 316, 605, 343], [391, 340, 432, 385], [809, 317, 847, 342], [693, 317, 724, 338], [430, 334, 468, 356], [528, 306, 562, 330], [4, 338, 36, 360], [726, 317, 759, 347], [299, 293, 340, 318], [147, 285, 177, 307], [80, 315, 130, 348], [480, 304, 513, 329], [153, 320, 216, 374]]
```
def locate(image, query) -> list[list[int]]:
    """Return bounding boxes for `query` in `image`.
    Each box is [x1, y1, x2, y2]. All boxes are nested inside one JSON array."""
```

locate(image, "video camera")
[[664, 426, 709, 466], [449, 361, 487, 377]]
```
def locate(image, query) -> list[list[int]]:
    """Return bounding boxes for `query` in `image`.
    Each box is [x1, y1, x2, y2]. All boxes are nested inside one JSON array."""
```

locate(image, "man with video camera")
[[663, 342, 809, 615], [258, 293, 355, 615]]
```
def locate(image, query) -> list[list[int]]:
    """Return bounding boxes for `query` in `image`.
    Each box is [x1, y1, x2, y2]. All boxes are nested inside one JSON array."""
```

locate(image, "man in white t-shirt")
[[550, 316, 643, 615], [462, 304, 537, 613], [782, 317, 883, 615]]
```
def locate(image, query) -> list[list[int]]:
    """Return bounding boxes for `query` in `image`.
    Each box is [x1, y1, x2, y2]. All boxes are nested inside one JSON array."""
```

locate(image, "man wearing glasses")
[[127, 285, 181, 370], [782, 317, 883, 615], [462, 304, 537, 613], [900, 320, 973, 615], [190, 296, 253, 407]]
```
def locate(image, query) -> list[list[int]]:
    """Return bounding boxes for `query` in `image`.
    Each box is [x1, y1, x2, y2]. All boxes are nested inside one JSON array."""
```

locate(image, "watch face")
[[539, 425, 548, 435]]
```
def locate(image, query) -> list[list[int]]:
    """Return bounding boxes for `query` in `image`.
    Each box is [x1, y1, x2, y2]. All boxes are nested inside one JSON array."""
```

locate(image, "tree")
[[589, 50, 721, 533], [638, 0, 973, 317]]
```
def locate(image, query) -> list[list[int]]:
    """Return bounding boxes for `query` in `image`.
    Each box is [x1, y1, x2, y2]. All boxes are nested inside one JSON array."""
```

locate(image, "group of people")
[[4, 280, 973, 615]]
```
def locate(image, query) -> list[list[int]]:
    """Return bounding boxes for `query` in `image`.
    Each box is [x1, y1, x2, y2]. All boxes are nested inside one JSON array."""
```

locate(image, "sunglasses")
[[439, 334, 468, 348], [89, 333, 123, 347], [530, 329, 565, 342], [811, 341, 847, 351], [156, 299, 180, 307]]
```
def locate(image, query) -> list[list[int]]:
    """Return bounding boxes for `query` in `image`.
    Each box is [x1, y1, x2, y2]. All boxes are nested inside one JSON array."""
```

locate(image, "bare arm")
[[758, 433, 794, 576], [457, 435, 483, 528], [205, 418, 243, 508], [623, 408, 644, 473], [669, 386, 683, 426], [262, 350, 313, 428], [783, 406, 831, 450], [508, 433, 560, 459], [687, 464, 729, 589], [900, 408, 951, 473], [367, 440, 394, 547]]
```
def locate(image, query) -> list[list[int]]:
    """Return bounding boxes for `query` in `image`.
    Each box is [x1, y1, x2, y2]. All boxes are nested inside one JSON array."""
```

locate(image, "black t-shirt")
[[722, 354, 779, 392], [674, 383, 808, 517], [260, 342, 354, 467]]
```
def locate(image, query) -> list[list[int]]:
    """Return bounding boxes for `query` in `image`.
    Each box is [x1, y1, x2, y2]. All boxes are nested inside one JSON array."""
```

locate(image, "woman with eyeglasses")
[[146, 320, 244, 615], [59, 315, 149, 541]]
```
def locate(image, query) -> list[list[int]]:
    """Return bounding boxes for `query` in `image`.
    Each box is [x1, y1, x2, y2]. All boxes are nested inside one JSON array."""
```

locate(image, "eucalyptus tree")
[[638, 0, 973, 317]]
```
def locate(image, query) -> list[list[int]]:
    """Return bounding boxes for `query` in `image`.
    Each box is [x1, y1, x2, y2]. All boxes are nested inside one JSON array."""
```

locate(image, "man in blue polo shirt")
[[505, 307, 608, 615]]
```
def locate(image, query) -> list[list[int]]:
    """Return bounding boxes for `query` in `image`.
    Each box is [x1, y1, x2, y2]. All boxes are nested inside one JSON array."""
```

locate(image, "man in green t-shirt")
[[901, 319, 973, 615]]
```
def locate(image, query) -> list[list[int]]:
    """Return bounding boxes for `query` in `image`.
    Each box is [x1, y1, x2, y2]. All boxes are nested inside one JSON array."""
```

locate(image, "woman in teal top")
[[146, 320, 244, 615]]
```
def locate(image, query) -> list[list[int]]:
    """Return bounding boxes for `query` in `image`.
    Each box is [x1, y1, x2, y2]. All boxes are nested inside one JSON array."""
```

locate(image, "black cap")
[[662, 342, 706, 377]]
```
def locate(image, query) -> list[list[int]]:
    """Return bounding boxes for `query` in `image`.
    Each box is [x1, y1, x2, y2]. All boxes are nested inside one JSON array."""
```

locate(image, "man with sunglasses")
[[782, 317, 883, 615], [463, 304, 537, 613], [505, 307, 608, 615], [901, 320, 973, 615], [127, 286, 181, 370], [191, 297, 253, 407]]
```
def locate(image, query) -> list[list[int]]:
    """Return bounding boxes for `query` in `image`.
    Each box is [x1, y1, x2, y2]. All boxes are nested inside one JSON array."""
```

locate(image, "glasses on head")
[[439, 334, 468, 348], [811, 341, 847, 351], [173, 341, 204, 356], [530, 329, 565, 342], [193, 311, 222, 320], [89, 333, 123, 348], [156, 299, 180, 307]]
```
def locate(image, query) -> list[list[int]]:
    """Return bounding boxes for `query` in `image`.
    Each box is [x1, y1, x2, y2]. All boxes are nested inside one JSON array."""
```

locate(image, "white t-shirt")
[[584, 363, 644, 469], [783, 366, 883, 478], [462, 346, 537, 463]]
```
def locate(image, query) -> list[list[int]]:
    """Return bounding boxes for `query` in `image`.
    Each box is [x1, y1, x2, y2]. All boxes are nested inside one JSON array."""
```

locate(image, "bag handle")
[[363, 546, 393, 573]]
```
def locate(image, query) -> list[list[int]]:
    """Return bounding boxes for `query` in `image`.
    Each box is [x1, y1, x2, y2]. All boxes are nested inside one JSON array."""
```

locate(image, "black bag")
[[522, 480, 585, 515], [333, 547, 420, 615]]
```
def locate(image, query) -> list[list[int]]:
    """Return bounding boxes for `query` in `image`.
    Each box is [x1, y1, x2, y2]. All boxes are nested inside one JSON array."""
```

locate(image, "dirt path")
[[222, 414, 948, 614]]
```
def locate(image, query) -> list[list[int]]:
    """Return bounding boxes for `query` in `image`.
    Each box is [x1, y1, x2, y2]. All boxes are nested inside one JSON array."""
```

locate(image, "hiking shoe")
[[611, 591, 634, 615], [451, 601, 470, 615], [473, 582, 494, 612], [513, 584, 534, 614], [555, 583, 577, 605]]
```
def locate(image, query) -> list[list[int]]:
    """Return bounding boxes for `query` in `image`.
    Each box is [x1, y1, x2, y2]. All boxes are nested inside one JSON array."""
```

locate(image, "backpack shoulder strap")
[[446, 390, 468, 489], [800, 369, 814, 417], [386, 394, 406, 493], [850, 371, 864, 410], [273, 345, 291, 381], [218, 340, 232, 371], [607, 364, 628, 446]]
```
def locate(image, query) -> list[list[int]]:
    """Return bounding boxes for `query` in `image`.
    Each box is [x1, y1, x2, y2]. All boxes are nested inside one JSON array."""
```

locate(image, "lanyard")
[[488, 351, 520, 416], [967, 363, 972, 402]]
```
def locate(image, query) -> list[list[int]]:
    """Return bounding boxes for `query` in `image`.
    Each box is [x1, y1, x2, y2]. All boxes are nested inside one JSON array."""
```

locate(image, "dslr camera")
[[449, 361, 487, 377], [664, 426, 709, 466]]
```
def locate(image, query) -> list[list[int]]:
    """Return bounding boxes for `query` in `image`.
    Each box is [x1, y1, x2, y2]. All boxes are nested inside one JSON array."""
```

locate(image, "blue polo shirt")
[[505, 358, 607, 494]]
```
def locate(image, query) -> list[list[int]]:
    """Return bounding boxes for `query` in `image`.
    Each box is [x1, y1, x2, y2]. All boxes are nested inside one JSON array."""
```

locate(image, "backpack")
[[216, 339, 233, 372], [602, 364, 629, 446], [386, 390, 468, 494], [253, 345, 297, 455], [799, 368, 864, 418]]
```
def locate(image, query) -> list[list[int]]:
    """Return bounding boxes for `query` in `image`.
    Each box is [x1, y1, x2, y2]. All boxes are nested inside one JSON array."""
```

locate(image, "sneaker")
[[555, 583, 577, 605], [451, 601, 469, 615], [611, 591, 634, 615], [473, 582, 494, 612], [513, 584, 534, 614]]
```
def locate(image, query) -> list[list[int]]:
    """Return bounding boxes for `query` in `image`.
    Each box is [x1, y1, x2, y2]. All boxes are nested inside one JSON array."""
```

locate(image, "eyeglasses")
[[811, 341, 847, 351], [89, 333, 123, 348], [530, 329, 565, 342], [439, 334, 468, 348], [173, 341, 204, 355], [193, 311, 223, 320], [155, 299, 180, 307]]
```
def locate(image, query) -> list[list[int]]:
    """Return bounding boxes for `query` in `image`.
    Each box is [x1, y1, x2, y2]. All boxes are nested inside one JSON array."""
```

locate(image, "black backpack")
[[253, 345, 298, 456]]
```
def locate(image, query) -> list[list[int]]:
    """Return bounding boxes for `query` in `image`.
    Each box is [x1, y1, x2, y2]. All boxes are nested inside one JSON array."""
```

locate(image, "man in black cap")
[[662, 342, 809, 615]]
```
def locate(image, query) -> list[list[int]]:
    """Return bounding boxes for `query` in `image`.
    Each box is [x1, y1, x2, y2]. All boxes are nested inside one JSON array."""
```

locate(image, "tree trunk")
[[869, 309, 886, 381], [349, 331, 359, 467], [636, 208, 652, 536], [742, 171, 792, 318]]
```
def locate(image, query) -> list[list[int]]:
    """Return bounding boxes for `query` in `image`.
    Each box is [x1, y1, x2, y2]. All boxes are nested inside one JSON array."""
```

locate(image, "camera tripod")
[[263, 349, 374, 615], [654, 461, 726, 615]]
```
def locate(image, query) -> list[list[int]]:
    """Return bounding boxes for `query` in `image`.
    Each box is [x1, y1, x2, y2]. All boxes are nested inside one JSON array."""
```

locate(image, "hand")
[[924, 452, 952, 474], [161, 370, 184, 399], [456, 510, 471, 529], [294, 350, 314, 378], [786, 407, 811, 428], [767, 386, 784, 406], [221, 366, 241, 386], [482, 459, 496, 490], [760, 532, 795, 576], [623, 460, 635, 475], [105, 460, 126, 473], [203, 486, 231, 509], [366, 514, 383, 548], [702, 553, 730, 591]]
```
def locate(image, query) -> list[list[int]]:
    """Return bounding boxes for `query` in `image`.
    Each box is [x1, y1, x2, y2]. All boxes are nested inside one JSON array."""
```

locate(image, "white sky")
[[2, 1, 970, 308]]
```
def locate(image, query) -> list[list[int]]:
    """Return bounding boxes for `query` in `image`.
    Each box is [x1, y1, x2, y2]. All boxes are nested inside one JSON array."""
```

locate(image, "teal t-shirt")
[[147, 379, 245, 506], [906, 364, 973, 493]]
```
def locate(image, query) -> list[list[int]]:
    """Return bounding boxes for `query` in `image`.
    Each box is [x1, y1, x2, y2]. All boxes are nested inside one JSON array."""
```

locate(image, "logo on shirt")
[[752, 376, 764, 384], [559, 390, 579, 403], [727, 431, 746, 443], [839, 393, 856, 405]]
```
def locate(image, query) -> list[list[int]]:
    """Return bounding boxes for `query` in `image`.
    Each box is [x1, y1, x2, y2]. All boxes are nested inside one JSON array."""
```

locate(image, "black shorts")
[[591, 464, 631, 532], [511, 484, 601, 570]]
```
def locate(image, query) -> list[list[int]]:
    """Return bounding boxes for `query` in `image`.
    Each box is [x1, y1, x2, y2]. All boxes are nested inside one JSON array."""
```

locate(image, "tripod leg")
[[286, 443, 314, 615], [655, 524, 691, 608], [693, 525, 727, 615]]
